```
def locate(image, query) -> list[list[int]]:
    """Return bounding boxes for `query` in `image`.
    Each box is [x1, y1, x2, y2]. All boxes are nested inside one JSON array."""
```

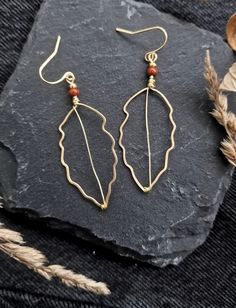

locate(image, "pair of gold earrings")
[[39, 26, 176, 210]]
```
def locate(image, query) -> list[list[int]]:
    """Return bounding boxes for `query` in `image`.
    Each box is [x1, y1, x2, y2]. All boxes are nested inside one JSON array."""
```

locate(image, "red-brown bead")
[[68, 87, 80, 97], [147, 66, 158, 76]]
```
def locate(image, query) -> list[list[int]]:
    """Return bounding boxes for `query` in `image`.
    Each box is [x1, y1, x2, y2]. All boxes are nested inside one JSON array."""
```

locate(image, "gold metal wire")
[[119, 87, 176, 192], [116, 26, 168, 62], [117, 25, 176, 192], [145, 87, 152, 188], [59, 104, 118, 209], [73, 107, 106, 205], [39, 36, 75, 85], [39, 36, 118, 209]]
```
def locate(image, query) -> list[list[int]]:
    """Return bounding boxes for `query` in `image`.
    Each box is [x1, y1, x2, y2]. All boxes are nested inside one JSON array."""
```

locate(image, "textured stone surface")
[[0, 0, 234, 266]]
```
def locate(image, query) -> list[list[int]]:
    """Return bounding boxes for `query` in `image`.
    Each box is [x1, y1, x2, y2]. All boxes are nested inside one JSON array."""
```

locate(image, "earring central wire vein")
[[73, 106, 106, 205], [145, 87, 152, 189]]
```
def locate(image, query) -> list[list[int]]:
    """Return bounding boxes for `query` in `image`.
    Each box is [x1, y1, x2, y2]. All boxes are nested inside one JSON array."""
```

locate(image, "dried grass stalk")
[[0, 225, 24, 244], [204, 50, 236, 166], [46, 265, 110, 295], [0, 223, 110, 295]]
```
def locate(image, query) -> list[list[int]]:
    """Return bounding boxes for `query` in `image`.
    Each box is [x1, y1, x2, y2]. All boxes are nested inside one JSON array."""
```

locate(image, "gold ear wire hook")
[[39, 35, 75, 85], [116, 26, 168, 62]]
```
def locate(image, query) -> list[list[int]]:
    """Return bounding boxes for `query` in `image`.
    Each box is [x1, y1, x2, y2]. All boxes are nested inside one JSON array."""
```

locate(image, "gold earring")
[[39, 36, 118, 209], [116, 26, 176, 193]]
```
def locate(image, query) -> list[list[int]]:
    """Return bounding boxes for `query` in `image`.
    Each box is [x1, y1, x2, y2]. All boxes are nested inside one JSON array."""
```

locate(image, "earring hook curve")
[[39, 35, 75, 85], [116, 26, 168, 62]]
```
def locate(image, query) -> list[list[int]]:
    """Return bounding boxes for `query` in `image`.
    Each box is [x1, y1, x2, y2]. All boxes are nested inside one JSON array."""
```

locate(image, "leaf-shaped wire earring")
[[39, 36, 118, 210], [116, 26, 176, 193]]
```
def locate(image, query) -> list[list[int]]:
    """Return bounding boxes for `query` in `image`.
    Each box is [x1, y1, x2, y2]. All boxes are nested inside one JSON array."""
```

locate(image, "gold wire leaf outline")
[[119, 87, 176, 192], [59, 103, 118, 209]]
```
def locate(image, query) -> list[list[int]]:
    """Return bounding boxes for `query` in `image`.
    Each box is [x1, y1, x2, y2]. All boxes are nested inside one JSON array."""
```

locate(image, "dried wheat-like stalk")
[[204, 50, 236, 167], [0, 223, 110, 295], [0, 224, 24, 244]]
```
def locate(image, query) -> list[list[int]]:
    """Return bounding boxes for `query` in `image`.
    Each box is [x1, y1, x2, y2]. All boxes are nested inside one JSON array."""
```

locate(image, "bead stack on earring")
[[147, 58, 158, 89]]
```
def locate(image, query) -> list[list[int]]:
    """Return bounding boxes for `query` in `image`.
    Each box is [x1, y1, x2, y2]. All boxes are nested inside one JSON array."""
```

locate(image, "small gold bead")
[[149, 62, 157, 67], [69, 83, 77, 88]]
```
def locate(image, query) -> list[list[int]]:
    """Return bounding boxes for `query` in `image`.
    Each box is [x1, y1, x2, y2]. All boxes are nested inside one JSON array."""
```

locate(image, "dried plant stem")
[[204, 50, 236, 166], [45, 265, 109, 294], [0, 225, 24, 244], [0, 224, 110, 295]]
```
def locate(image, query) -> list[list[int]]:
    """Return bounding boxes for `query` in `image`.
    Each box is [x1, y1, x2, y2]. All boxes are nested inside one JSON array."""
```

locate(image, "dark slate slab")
[[0, 0, 235, 266]]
